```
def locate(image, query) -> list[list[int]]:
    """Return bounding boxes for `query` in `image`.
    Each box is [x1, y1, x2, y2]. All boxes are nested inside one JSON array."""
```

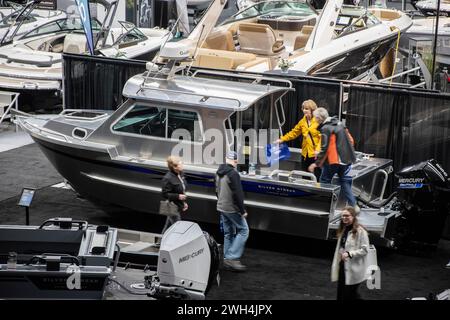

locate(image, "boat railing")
[[367, 168, 391, 203], [289, 170, 317, 183], [0, 90, 19, 131], [137, 84, 242, 109], [191, 69, 294, 89], [60, 109, 109, 121], [17, 116, 69, 143]]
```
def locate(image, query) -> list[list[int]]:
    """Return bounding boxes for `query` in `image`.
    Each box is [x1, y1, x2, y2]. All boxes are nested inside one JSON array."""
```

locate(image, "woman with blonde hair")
[[275, 99, 321, 176], [331, 206, 369, 300], [161, 156, 188, 233]]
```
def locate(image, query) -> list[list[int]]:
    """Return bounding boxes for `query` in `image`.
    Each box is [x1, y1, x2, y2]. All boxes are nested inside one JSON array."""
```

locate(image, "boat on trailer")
[[15, 48, 399, 246]]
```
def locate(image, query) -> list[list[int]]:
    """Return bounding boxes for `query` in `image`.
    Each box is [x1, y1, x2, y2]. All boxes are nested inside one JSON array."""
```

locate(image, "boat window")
[[168, 109, 202, 142], [335, 6, 381, 37], [113, 28, 147, 47], [112, 104, 202, 142], [221, 1, 316, 25], [22, 18, 101, 39], [113, 105, 166, 138], [0, 12, 36, 26], [23, 20, 61, 37], [225, 99, 283, 165]]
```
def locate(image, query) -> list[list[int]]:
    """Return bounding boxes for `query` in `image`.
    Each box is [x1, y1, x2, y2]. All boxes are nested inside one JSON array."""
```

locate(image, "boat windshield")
[[113, 23, 147, 47], [221, 1, 316, 25], [22, 17, 101, 39], [335, 6, 381, 37], [0, 11, 36, 27], [0, 1, 36, 28]]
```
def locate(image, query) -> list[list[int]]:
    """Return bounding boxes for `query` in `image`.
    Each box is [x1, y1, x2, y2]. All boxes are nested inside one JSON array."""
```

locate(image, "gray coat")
[[215, 164, 246, 215]]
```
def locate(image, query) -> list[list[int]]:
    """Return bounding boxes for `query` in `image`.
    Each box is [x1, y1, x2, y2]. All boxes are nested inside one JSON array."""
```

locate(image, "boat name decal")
[[179, 248, 205, 264], [398, 178, 425, 184]]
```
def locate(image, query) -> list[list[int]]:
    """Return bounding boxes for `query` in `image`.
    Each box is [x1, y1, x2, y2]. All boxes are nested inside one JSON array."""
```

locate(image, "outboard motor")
[[146, 221, 220, 300], [394, 159, 450, 248]]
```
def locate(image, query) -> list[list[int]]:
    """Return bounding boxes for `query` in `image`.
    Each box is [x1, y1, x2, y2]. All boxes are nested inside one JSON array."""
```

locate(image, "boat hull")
[[307, 34, 399, 80], [32, 136, 335, 240]]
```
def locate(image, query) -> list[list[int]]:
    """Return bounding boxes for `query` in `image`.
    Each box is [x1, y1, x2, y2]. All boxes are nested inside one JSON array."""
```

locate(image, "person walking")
[[161, 156, 188, 233], [275, 99, 321, 179], [308, 107, 358, 208], [215, 151, 249, 272], [331, 206, 370, 300]]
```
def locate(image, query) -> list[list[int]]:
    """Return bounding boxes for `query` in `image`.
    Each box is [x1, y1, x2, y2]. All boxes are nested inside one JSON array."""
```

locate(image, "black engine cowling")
[[394, 159, 450, 248]]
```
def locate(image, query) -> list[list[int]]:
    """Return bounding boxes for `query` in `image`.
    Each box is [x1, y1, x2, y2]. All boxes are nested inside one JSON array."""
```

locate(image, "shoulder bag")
[[159, 200, 180, 217]]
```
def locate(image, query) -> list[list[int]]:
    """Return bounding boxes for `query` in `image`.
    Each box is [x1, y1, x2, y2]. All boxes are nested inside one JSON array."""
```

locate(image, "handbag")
[[159, 200, 180, 217]]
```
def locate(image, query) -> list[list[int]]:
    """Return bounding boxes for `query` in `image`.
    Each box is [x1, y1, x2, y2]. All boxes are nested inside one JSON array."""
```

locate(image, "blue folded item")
[[266, 143, 291, 165]]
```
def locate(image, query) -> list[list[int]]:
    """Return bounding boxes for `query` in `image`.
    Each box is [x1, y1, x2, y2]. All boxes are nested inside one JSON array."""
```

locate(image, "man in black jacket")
[[215, 151, 249, 272]]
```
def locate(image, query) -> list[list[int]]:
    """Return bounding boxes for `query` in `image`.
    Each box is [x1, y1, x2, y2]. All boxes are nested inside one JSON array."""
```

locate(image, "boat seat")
[[235, 57, 271, 71], [194, 48, 257, 70], [192, 54, 234, 70], [293, 25, 314, 50], [63, 33, 88, 54], [202, 30, 235, 51], [369, 9, 401, 21], [237, 23, 285, 55]]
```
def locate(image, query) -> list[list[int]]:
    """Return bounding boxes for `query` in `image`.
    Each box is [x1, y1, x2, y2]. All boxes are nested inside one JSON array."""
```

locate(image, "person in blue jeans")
[[215, 151, 249, 272], [308, 107, 357, 208]]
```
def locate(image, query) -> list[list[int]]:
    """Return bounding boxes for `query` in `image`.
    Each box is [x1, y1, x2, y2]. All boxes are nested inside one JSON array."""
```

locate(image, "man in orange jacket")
[[308, 107, 357, 207]]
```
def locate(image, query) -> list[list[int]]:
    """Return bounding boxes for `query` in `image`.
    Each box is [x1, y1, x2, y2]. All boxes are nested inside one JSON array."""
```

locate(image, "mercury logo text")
[[179, 248, 204, 263]]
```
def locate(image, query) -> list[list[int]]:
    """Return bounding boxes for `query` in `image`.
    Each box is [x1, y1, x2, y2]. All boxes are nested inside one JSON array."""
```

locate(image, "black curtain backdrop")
[[63, 54, 146, 110], [282, 79, 341, 148], [347, 85, 450, 173]]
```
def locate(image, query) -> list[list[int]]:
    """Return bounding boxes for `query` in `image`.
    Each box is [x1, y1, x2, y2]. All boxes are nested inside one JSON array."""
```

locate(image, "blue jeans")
[[320, 164, 356, 207], [220, 211, 249, 260]]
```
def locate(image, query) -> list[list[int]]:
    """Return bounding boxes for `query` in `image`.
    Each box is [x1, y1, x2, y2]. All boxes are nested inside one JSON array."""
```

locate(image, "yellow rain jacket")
[[281, 116, 321, 158]]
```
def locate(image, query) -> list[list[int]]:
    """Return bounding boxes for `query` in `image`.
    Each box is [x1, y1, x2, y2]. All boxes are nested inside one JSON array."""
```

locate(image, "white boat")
[[0, 0, 171, 107], [0, 0, 66, 43], [167, 0, 412, 80], [414, 0, 450, 16]]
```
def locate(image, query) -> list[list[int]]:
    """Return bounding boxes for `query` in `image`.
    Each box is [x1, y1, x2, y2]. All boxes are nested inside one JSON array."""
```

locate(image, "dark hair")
[[336, 206, 366, 238]]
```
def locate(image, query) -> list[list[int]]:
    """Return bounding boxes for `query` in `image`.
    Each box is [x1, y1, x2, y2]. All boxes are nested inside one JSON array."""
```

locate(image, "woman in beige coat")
[[331, 206, 369, 300]]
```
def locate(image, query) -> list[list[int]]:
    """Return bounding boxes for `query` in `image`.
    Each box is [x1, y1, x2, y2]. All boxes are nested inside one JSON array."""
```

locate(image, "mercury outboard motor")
[[394, 159, 450, 248], [146, 221, 220, 300]]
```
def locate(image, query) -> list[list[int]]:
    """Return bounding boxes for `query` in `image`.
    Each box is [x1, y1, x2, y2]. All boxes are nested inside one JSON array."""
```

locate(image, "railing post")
[[338, 82, 344, 121]]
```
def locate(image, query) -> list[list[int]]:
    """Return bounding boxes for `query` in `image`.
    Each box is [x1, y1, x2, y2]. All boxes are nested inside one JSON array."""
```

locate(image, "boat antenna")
[[143, 14, 184, 82], [186, 23, 206, 75]]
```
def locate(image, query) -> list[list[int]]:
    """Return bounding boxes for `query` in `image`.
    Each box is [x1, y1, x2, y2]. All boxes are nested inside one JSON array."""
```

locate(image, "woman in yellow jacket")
[[275, 99, 321, 176]]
